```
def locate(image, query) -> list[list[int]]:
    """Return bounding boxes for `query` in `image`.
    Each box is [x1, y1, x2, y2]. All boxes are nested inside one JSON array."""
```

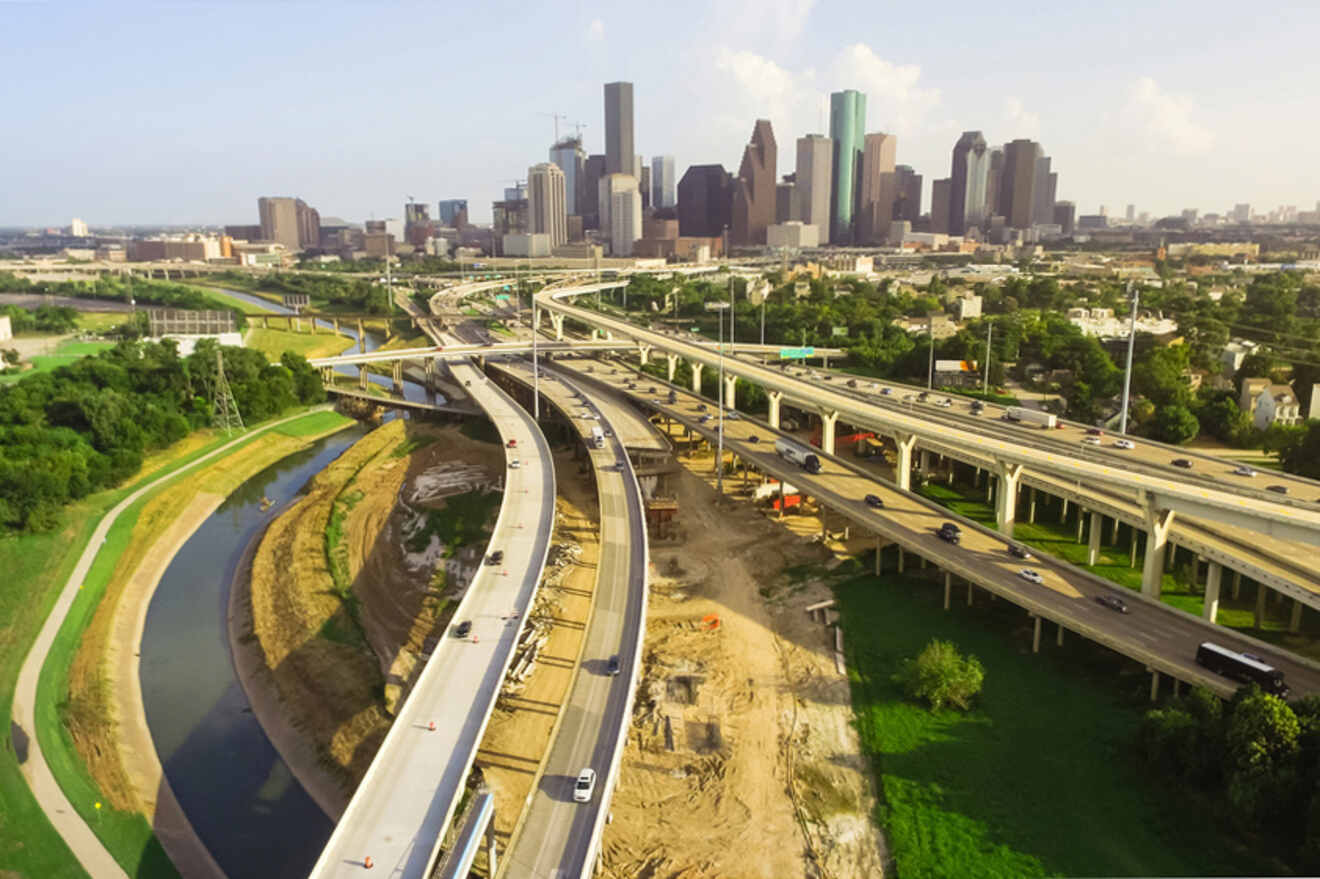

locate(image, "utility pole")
[[532, 305, 540, 419], [927, 312, 936, 389], [716, 302, 728, 498], [1119, 281, 1139, 435], [983, 321, 993, 396]]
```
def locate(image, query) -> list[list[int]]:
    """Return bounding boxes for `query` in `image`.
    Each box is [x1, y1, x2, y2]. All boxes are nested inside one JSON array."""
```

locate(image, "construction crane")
[[540, 112, 567, 142], [573, 121, 588, 139]]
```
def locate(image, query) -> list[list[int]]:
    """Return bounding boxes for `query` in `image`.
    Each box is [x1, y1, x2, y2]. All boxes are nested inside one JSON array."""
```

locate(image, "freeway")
[[551, 355, 1320, 700], [308, 358, 556, 879], [536, 282, 1320, 548], [491, 360, 650, 878]]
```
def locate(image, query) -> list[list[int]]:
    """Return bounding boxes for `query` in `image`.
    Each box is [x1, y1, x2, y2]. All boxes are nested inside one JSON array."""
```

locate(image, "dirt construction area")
[[597, 439, 889, 879]]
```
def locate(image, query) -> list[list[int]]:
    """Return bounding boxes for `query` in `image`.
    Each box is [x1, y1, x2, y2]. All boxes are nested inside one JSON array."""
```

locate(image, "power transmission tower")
[[212, 348, 244, 435]]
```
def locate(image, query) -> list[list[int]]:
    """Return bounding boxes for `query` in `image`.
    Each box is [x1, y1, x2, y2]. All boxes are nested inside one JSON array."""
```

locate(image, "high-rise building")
[[731, 119, 777, 245], [1053, 201, 1076, 236], [948, 131, 989, 235], [69, 217, 88, 237], [1233, 203, 1251, 223], [1125, 204, 1136, 222], [776, 177, 796, 223], [857, 132, 897, 244], [794, 134, 832, 232], [931, 179, 952, 235], [999, 139, 1041, 229], [892, 165, 922, 224], [604, 174, 642, 256], [677, 164, 733, 238], [504, 183, 527, 202], [985, 147, 1005, 222], [404, 202, 432, 247], [604, 82, 634, 175], [582, 155, 606, 229], [438, 199, 469, 227], [549, 136, 587, 216], [258, 197, 301, 251], [639, 165, 652, 212], [528, 162, 567, 248], [491, 196, 529, 256], [1033, 156, 1054, 226], [651, 156, 676, 209], [829, 89, 866, 244]]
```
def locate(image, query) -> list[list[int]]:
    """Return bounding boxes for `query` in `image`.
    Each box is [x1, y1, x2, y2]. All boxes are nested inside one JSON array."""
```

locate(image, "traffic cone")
[[364, 855, 374, 869], [472, 634, 479, 644], [428, 721, 436, 731]]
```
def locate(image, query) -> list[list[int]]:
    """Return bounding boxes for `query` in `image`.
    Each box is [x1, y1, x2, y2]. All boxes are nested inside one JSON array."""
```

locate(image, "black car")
[[1267, 485, 1289, 494], [667, 392, 677, 403], [748, 434, 760, 443], [697, 403, 707, 412], [488, 550, 504, 565], [918, 391, 930, 401], [1172, 458, 1193, 469], [647, 386, 657, 393], [937, 523, 961, 544], [1095, 595, 1129, 614], [1008, 544, 1032, 559], [847, 379, 858, 388], [606, 655, 621, 676], [864, 494, 884, 509], [698, 414, 711, 423], [455, 620, 473, 638]]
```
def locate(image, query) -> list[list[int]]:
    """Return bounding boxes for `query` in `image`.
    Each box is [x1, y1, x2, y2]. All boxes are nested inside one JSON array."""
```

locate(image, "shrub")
[[892, 638, 985, 711]]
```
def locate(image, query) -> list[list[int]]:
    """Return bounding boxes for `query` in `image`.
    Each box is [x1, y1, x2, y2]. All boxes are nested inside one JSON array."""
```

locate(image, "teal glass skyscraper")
[[829, 89, 866, 244]]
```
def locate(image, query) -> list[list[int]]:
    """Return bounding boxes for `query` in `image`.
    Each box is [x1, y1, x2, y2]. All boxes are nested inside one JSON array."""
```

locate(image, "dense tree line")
[[216, 270, 390, 314], [0, 272, 246, 328], [1139, 685, 1320, 871], [0, 304, 79, 334], [0, 339, 324, 530]]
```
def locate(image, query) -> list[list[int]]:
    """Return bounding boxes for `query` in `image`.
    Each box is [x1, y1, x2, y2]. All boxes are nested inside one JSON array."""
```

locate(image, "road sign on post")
[[779, 346, 815, 360]]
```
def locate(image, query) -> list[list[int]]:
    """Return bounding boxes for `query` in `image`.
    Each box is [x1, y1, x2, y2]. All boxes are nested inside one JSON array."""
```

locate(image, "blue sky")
[[3, 0, 1317, 227]]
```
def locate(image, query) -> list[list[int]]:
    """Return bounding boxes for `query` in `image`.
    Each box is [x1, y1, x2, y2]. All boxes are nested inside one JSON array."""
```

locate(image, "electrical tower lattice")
[[212, 349, 245, 434]]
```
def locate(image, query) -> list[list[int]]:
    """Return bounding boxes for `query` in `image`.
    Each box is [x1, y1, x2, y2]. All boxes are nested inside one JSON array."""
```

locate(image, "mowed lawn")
[[0, 339, 115, 384], [835, 571, 1265, 877]]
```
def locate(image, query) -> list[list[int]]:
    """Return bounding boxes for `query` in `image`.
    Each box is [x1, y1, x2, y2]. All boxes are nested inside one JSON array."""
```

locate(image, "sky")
[[3, 0, 1318, 228]]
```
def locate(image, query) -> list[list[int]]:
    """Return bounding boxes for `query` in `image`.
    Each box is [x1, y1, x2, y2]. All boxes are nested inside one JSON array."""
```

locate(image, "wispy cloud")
[[1122, 76, 1213, 155], [586, 18, 604, 41], [1001, 96, 1041, 140], [830, 43, 940, 134]]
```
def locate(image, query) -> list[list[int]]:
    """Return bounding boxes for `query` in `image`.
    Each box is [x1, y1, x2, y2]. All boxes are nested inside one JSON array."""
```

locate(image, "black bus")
[[1195, 642, 1289, 698]]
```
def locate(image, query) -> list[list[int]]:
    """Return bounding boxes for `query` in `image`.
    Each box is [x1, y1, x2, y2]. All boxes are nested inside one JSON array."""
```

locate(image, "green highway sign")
[[495, 293, 511, 301], [779, 346, 815, 359]]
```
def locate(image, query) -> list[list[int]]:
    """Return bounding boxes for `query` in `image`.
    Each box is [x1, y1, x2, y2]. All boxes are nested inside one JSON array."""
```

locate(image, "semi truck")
[[590, 426, 605, 448], [775, 438, 822, 474], [1003, 406, 1057, 429]]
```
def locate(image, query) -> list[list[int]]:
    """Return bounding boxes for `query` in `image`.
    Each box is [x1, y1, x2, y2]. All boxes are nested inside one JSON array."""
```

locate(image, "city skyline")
[[3, 1, 1318, 226]]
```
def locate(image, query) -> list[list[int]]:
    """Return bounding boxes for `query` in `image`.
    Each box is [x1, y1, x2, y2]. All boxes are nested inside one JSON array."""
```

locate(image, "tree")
[[1133, 344, 1192, 408], [892, 639, 984, 711], [1225, 686, 1301, 825], [1153, 404, 1199, 444]]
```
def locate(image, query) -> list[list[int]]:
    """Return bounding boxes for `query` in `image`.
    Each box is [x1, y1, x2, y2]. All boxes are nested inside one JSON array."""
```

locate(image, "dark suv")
[[488, 550, 504, 565], [937, 522, 961, 544]]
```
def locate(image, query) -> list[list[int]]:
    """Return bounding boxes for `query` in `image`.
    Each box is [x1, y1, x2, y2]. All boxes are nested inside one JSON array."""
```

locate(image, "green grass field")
[[245, 327, 352, 362], [74, 312, 134, 334], [0, 407, 347, 878], [0, 339, 116, 384], [835, 569, 1270, 877]]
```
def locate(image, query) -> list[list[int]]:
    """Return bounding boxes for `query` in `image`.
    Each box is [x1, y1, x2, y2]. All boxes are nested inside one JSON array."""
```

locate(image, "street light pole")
[[532, 304, 540, 420], [927, 312, 936, 389], [983, 321, 993, 396], [717, 301, 726, 498], [1119, 281, 1139, 435]]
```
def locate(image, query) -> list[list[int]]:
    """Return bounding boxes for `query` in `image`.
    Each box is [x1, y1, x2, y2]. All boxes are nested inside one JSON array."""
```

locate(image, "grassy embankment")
[[916, 479, 1320, 660], [832, 564, 1274, 877], [0, 408, 350, 879], [0, 340, 116, 385]]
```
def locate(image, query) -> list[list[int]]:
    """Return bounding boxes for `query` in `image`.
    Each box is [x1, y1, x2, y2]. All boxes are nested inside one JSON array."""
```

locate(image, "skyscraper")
[[892, 165, 922, 224], [1125, 204, 1136, 222], [528, 162, 567, 248], [677, 164, 733, 238], [776, 178, 796, 223], [582, 155, 606, 229], [258, 197, 301, 251], [651, 155, 676, 209], [404, 202, 431, 246], [1000, 139, 1041, 229], [1033, 155, 1054, 226], [828, 90, 866, 244], [604, 82, 634, 175], [639, 165, 652, 212], [731, 119, 777, 245], [948, 131, 989, 235], [1054, 201, 1076, 236], [438, 199, 468, 227], [549, 136, 586, 216], [605, 174, 642, 256], [931, 179, 952, 235], [857, 132, 896, 244], [794, 135, 832, 232], [985, 147, 1005, 222]]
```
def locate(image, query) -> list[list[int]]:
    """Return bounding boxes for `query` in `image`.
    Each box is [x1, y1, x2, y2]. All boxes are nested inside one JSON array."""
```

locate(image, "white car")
[[936, 398, 953, 408], [573, 768, 597, 803], [1113, 439, 1136, 450], [1232, 465, 1257, 477], [1018, 568, 1044, 584], [1081, 436, 1102, 446], [509, 458, 521, 469]]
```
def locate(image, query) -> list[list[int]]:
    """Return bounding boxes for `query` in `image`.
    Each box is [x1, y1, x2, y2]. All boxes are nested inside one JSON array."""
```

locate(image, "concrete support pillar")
[[321, 366, 333, 383], [333, 317, 341, 336], [391, 360, 403, 394], [551, 312, 565, 340], [1254, 584, 1267, 629], [1087, 511, 1102, 565], [1060, 497, 1069, 522], [944, 572, 952, 609], [1291, 599, 1304, 634], [1028, 487, 1037, 524], [986, 477, 994, 504], [875, 538, 883, 575], [425, 357, 436, 391], [894, 433, 917, 492], [1032, 616, 1042, 653], [919, 448, 931, 472], [1203, 562, 1222, 623], [819, 410, 839, 457], [262, 315, 270, 329], [358, 365, 368, 390], [1110, 516, 1120, 545], [1076, 509, 1086, 543], [1130, 536, 1138, 568], [1231, 570, 1241, 600], [1057, 623, 1065, 647], [994, 461, 1023, 535], [1149, 669, 1160, 702], [724, 374, 737, 411], [357, 318, 366, 353], [1141, 505, 1176, 599], [639, 345, 650, 365], [897, 547, 905, 574], [920, 555, 928, 569], [691, 361, 704, 394], [767, 391, 782, 429], [666, 353, 678, 382]]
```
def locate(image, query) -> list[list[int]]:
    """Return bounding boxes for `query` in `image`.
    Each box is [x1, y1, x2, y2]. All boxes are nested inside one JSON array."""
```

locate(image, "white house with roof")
[[1241, 378, 1305, 430]]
